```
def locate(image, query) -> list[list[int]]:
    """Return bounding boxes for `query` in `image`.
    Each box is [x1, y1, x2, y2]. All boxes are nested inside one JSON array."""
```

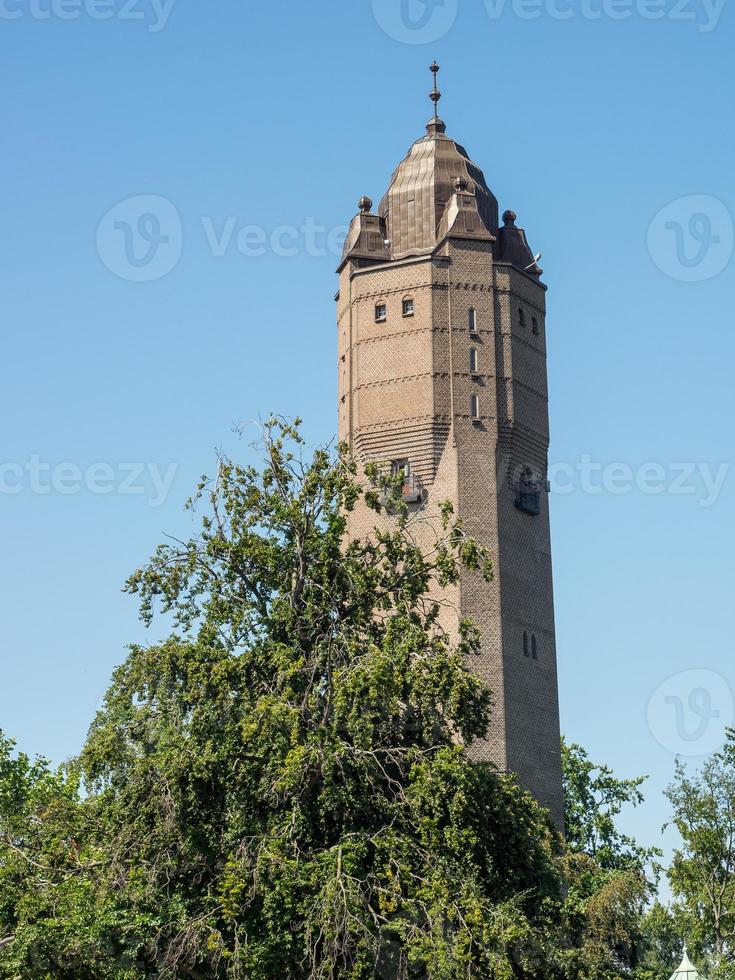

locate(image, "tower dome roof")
[[377, 64, 498, 259], [378, 123, 499, 259]]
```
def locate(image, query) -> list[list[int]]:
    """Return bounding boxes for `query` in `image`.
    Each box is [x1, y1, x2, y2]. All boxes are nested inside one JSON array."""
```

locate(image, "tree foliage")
[[633, 903, 682, 980], [666, 730, 735, 977], [562, 740, 660, 879], [0, 420, 662, 978], [561, 741, 662, 979]]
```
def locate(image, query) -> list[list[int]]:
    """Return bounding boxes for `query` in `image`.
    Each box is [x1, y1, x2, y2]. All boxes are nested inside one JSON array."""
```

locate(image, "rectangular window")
[[468, 307, 478, 334], [470, 394, 480, 422], [469, 348, 478, 373], [516, 472, 541, 516], [390, 459, 410, 479], [375, 303, 387, 323], [390, 459, 421, 503], [402, 298, 414, 317], [532, 316, 539, 335]]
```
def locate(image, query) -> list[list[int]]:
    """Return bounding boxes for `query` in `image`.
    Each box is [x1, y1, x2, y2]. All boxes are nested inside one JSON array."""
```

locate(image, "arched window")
[[375, 302, 387, 323], [468, 307, 478, 334], [469, 347, 478, 373], [523, 631, 529, 658], [531, 634, 538, 660], [470, 394, 480, 421]]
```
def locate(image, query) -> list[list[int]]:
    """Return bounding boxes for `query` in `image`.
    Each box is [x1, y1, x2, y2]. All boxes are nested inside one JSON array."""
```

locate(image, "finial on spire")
[[426, 62, 446, 136], [429, 61, 441, 118]]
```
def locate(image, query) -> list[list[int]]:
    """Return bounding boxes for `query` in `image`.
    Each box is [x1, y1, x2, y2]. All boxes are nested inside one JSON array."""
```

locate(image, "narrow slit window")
[[519, 308, 526, 328], [375, 303, 387, 323], [468, 307, 478, 333], [523, 631, 530, 658], [532, 316, 539, 335], [531, 634, 538, 660], [469, 348, 479, 373], [470, 394, 480, 421]]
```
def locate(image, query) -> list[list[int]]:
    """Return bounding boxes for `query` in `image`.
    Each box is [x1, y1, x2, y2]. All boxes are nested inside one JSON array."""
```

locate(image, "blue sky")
[[1, 0, 733, 890]]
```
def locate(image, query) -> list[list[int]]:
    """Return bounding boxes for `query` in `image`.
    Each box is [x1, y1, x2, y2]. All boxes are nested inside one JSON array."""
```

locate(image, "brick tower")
[[336, 65, 564, 826]]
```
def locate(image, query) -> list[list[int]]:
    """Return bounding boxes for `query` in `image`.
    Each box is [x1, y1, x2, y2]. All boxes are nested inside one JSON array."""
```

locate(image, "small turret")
[[496, 209, 542, 276], [339, 196, 389, 270], [436, 176, 495, 245]]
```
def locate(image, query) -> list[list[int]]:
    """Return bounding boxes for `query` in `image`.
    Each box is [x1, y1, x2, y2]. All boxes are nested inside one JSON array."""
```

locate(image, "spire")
[[429, 61, 441, 116], [427, 61, 446, 136]]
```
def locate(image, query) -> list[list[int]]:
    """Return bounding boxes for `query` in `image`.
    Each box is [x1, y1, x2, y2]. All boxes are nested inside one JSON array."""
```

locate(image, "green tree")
[[1, 421, 562, 978], [560, 740, 661, 978], [562, 740, 659, 877], [633, 902, 682, 980], [666, 730, 735, 977], [0, 734, 146, 978], [0, 420, 662, 978]]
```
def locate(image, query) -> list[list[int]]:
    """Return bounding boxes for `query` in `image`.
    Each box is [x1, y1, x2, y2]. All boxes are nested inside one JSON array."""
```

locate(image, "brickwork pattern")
[[336, 233, 564, 828]]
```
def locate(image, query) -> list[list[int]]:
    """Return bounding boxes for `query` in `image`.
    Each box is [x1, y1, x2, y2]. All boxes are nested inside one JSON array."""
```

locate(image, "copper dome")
[[378, 121, 499, 259]]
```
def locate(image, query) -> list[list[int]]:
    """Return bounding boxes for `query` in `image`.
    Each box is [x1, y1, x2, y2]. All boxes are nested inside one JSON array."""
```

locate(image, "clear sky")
[[2, 0, 733, 890]]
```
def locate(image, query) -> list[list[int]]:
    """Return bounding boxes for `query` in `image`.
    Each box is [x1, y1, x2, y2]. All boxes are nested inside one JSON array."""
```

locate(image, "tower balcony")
[[379, 464, 425, 509], [400, 472, 423, 504]]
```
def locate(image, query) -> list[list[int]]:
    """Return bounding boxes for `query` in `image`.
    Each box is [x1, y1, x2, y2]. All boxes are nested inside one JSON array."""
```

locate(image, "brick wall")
[[336, 235, 564, 828]]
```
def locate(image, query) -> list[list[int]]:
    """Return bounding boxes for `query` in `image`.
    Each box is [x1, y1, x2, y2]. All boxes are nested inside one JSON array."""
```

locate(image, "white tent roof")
[[669, 950, 701, 980]]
